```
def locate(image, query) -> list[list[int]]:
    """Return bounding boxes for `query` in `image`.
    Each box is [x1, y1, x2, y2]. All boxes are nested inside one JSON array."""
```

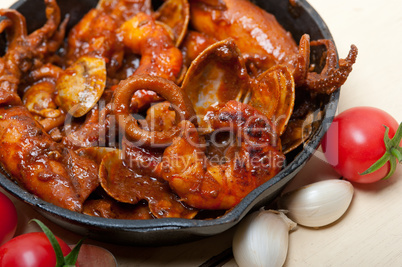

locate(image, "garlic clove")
[[233, 210, 296, 267], [278, 179, 354, 228]]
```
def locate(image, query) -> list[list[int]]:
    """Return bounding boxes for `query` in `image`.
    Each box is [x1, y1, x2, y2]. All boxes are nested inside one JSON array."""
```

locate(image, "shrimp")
[[180, 30, 217, 67], [157, 100, 285, 210], [97, 0, 152, 25]]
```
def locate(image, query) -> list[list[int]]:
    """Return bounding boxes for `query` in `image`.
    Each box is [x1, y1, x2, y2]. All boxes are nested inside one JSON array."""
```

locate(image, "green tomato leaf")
[[30, 219, 85, 267], [359, 153, 391, 176], [64, 237, 85, 266], [30, 219, 65, 267], [382, 157, 397, 180], [389, 122, 402, 148], [360, 122, 402, 179], [383, 125, 392, 148]]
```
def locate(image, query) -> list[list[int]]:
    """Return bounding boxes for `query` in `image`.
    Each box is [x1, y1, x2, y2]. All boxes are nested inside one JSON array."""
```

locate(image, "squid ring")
[[112, 74, 196, 147]]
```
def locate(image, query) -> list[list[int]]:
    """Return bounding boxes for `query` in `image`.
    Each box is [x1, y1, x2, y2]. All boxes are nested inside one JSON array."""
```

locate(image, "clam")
[[99, 149, 197, 218], [246, 65, 295, 136], [181, 38, 295, 137], [181, 39, 250, 132], [281, 109, 323, 154], [56, 56, 106, 117], [154, 0, 190, 47]]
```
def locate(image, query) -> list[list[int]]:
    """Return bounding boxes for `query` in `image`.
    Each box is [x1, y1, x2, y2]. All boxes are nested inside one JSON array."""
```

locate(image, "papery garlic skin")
[[233, 210, 296, 267], [278, 179, 354, 227]]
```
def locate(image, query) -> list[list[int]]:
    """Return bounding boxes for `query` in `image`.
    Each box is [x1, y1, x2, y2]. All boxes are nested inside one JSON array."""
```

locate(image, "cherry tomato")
[[322, 106, 401, 183], [0, 232, 72, 267], [0, 191, 18, 246]]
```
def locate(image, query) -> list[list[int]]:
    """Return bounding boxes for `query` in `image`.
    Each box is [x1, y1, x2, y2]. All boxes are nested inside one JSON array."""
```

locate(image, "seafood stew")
[[0, 0, 356, 244]]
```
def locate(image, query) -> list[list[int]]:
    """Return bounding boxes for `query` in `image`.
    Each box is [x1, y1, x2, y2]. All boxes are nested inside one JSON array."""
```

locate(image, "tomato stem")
[[30, 219, 84, 267], [360, 122, 402, 180]]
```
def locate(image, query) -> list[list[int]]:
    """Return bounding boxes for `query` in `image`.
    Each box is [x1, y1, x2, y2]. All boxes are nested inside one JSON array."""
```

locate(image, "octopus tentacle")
[[39, 110, 66, 132], [0, 18, 12, 34], [305, 41, 358, 94], [112, 74, 196, 147], [292, 34, 310, 87], [0, 10, 28, 49], [31, 0, 61, 42], [0, 0, 63, 106], [46, 15, 69, 55], [118, 12, 184, 111], [0, 12, 25, 105], [1, 0, 61, 56]]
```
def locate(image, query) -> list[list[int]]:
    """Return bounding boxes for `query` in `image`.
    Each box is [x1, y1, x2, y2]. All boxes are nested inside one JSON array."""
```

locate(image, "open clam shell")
[[281, 109, 323, 154], [154, 0, 190, 47], [246, 65, 295, 136], [56, 56, 106, 118], [99, 149, 198, 218], [181, 39, 250, 133]]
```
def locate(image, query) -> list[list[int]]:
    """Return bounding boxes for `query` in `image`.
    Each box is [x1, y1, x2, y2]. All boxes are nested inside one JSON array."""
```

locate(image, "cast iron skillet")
[[0, 0, 339, 245]]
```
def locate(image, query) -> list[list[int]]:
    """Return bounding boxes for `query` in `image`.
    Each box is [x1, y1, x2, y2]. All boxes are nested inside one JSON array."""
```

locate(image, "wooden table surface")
[[1, 0, 402, 266]]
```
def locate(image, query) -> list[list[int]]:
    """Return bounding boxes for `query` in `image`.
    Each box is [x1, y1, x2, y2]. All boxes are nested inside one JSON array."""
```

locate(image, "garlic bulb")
[[278, 179, 354, 227], [232, 210, 296, 267]]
